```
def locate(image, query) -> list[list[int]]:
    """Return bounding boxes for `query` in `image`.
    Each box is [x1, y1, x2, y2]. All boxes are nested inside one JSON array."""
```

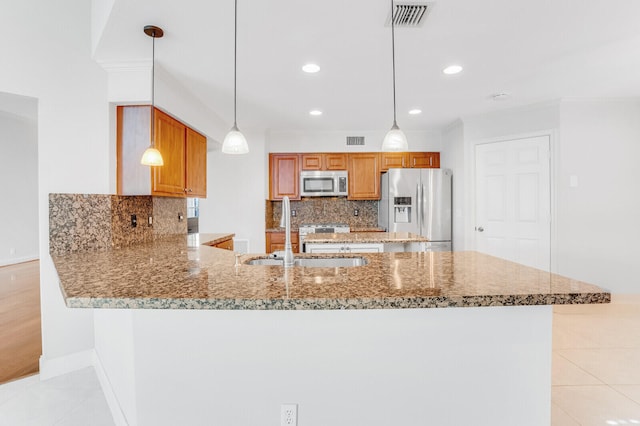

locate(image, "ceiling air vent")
[[386, 2, 431, 27], [346, 136, 365, 146]]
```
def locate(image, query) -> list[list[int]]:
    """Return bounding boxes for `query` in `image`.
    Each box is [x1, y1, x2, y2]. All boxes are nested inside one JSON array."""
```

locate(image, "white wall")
[[0, 109, 39, 266], [440, 120, 465, 251], [198, 129, 267, 253], [268, 129, 442, 153], [556, 99, 640, 293], [448, 99, 640, 294], [1, 0, 110, 365]]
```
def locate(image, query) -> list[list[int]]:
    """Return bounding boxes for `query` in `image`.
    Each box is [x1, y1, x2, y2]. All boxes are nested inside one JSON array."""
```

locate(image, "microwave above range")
[[300, 170, 348, 197]]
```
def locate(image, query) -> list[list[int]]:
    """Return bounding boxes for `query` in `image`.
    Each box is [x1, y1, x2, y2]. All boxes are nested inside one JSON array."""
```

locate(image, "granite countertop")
[[51, 233, 610, 310], [303, 232, 427, 244], [201, 233, 235, 245]]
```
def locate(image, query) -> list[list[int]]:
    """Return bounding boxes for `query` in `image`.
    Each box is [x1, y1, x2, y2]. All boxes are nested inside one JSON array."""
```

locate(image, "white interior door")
[[475, 136, 550, 270]]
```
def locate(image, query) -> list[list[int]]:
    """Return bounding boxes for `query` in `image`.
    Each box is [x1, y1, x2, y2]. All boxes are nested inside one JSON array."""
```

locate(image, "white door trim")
[[465, 129, 557, 273]]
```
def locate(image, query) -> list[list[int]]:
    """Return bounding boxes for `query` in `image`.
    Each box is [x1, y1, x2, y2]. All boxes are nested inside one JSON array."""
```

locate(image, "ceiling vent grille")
[[346, 136, 365, 146], [386, 3, 430, 27]]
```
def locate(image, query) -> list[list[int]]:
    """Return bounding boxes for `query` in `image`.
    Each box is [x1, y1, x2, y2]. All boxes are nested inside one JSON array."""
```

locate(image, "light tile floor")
[[0, 367, 114, 426], [1, 296, 638, 425], [552, 294, 640, 425]]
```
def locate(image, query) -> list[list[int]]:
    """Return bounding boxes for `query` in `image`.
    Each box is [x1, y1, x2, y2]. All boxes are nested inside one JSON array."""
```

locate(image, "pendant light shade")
[[141, 25, 165, 166], [222, 0, 249, 155], [222, 124, 249, 154], [382, 0, 409, 152], [140, 147, 164, 166], [382, 122, 408, 151]]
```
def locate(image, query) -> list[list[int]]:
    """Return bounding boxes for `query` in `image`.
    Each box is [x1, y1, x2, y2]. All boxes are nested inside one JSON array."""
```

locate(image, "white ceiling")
[[93, 0, 640, 134]]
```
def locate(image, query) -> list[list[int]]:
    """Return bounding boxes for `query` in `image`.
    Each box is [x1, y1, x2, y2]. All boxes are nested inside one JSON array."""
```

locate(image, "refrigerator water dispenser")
[[393, 197, 412, 223]]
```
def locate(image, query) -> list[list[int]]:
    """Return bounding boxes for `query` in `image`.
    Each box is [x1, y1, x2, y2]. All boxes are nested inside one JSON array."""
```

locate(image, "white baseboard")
[[93, 351, 129, 426], [0, 255, 38, 267], [39, 349, 95, 380], [39, 350, 129, 425]]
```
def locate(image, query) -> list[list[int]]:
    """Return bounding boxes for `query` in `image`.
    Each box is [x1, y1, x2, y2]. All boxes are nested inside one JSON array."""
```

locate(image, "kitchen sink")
[[244, 257, 368, 267]]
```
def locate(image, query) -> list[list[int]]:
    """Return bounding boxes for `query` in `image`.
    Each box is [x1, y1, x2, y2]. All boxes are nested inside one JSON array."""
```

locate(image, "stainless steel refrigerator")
[[379, 168, 453, 251]]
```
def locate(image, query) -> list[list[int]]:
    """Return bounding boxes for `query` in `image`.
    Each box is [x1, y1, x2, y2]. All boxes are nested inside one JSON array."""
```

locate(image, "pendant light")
[[140, 25, 165, 166], [222, 0, 249, 154], [381, 0, 408, 152]]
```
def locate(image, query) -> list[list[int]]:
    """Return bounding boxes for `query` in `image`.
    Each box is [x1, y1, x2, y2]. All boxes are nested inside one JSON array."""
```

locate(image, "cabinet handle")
[[188, 189, 193, 192]]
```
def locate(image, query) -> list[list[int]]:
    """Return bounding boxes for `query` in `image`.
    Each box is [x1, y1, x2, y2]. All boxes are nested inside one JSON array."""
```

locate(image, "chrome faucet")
[[279, 196, 295, 267]]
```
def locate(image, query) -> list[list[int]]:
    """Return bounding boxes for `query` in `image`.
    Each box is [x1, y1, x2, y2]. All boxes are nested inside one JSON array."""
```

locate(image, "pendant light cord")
[[151, 31, 156, 146], [233, 0, 238, 128], [390, 0, 397, 126]]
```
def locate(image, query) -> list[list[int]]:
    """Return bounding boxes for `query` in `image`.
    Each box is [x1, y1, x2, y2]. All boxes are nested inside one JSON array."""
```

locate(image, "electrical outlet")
[[280, 404, 297, 426], [354, 208, 359, 216], [291, 209, 297, 217], [148, 215, 153, 226], [131, 214, 137, 228], [178, 213, 184, 222]]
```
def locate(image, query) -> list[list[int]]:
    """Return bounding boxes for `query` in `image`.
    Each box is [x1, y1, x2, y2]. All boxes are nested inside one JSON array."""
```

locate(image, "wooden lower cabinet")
[[266, 231, 300, 254]]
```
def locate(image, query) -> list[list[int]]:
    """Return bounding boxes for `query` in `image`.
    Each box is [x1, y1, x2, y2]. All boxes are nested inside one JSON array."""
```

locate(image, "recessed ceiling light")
[[443, 65, 463, 75], [408, 109, 422, 115], [302, 63, 320, 73], [309, 110, 323, 116], [491, 93, 510, 101]]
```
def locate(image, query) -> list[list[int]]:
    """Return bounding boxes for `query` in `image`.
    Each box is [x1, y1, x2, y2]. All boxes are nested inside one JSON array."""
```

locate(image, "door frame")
[[465, 130, 558, 273]]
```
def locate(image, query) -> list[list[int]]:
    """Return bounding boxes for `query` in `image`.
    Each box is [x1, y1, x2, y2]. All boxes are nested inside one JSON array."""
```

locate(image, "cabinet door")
[[266, 231, 299, 253], [409, 152, 440, 168], [380, 152, 408, 172], [325, 153, 347, 170], [348, 153, 380, 200], [269, 154, 300, 200], [152, 109, 186, 196], [306, 244, 343, 254], [185, 128, 207, 198], [301, 154, 323, 170]]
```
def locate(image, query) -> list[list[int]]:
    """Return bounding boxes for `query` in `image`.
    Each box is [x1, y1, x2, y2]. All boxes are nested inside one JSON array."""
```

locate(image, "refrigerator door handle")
[[416, 183, 421, 232], [421, 183, 426, 236]]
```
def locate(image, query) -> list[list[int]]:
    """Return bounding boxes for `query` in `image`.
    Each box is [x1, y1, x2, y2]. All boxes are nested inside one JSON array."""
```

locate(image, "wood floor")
[[0, 260, 41, 384]]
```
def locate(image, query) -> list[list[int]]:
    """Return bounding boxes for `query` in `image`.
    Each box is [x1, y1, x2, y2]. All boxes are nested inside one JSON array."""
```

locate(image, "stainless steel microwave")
[[300, 170, 348, 197]]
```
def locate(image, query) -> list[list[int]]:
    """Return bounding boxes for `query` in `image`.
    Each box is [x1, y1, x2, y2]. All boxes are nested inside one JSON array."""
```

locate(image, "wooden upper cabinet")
[[185, 128, 207, 198], [380, 152, 407, 172], [152, 110, 186, 196], [301, 154, 323, 170], [409, 152, 440, 168], [347, 153, 380, 200], [324, 153, 347, 170], [301, 153, 347, 170], [269, 154, 300, 200], [117, 106, 207, 198], [379, 152, 441, 171]]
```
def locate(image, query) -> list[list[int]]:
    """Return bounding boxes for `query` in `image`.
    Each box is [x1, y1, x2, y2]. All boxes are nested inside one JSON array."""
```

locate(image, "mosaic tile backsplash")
[[267, 198, 378, 229], [50, 194, 187, 256]]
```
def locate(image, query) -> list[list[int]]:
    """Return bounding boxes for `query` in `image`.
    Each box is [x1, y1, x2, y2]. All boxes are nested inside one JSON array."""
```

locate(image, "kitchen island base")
[[95, 305, 551, 426]]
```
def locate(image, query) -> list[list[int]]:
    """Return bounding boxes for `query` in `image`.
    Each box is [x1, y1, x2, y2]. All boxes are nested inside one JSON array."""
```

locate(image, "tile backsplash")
[[49, 194, 187, 256], [267, 198, 378, 229]]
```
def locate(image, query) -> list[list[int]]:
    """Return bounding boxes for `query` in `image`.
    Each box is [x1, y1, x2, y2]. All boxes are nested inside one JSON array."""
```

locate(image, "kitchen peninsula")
[[50, 228, 609, 425]]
